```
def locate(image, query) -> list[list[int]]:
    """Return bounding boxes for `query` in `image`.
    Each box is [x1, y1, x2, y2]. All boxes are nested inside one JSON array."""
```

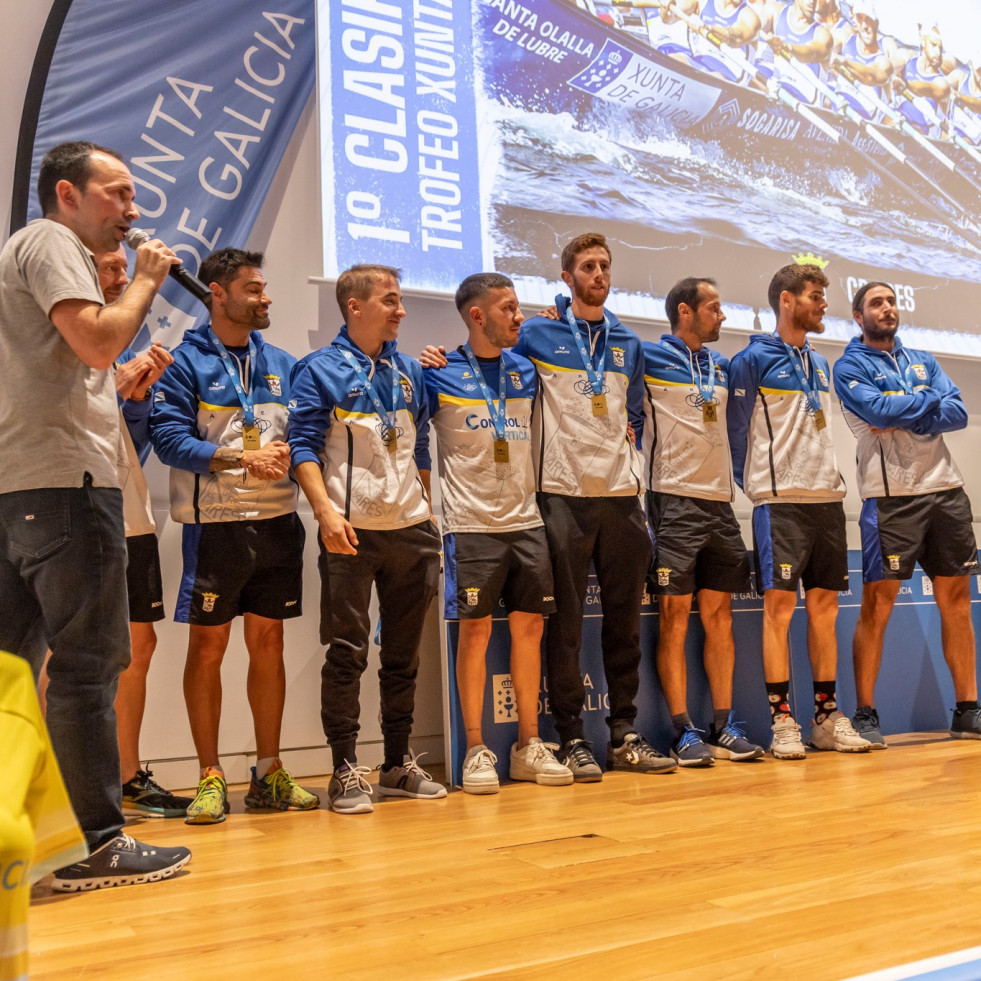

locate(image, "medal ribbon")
[[562, 297, 608, 398], [340, 348, 401, 437], [662, 337, 717, 406], [462, 344, 508, 442], [208, 327, 257, 426], [885, 348, 917, 395], [782, 340, 823, 414]]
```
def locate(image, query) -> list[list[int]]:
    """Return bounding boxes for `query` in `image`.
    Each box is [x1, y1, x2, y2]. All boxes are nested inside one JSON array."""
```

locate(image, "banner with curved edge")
[[11, 0, 314, 351]]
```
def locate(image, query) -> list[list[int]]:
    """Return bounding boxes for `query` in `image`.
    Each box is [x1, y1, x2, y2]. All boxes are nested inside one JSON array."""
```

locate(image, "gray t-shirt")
[[0, 219, 121, 493]]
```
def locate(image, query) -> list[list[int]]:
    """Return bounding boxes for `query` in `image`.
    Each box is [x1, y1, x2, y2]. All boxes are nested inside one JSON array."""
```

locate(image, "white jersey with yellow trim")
[[425, 347, 542, 534], [643, 334, 736, 502]]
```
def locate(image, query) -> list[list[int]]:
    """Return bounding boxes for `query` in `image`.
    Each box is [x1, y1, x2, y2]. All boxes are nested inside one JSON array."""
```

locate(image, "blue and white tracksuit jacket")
[[642, 334, 735, 502], [149, 325, 297, 524], [288, 327, 431, 531], [727, 332, 846, 505], [514, 295, 645, 498], [833, 336, 966, 500]]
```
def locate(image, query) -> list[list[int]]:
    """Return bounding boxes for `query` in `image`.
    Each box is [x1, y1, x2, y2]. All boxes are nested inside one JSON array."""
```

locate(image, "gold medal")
[[702, 402, 718, 423], [383, 428, 398, 452], [813, 409, 827, 431], [242, 423, 261, 450], [493, 439, 510, 464], [591, 393, 608, 416]]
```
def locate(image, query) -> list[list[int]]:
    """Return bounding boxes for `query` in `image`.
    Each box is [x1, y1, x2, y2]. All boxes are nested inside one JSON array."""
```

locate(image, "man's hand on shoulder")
[[419, 345, 448, 369], [537, 305, 559, 320]]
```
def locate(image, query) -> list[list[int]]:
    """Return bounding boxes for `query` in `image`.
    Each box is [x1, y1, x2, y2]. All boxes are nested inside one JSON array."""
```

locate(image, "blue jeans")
[[0, 476, 130, 848]]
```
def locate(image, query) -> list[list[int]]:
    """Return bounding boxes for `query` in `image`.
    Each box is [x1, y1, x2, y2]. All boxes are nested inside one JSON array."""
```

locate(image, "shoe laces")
[[114, 834, 138, 852], [197, 774, 226, 800], [772, 718, 801, 742], [337, 762, 373, 795], [626, 734, 663, 760], [140, 767, 168, 795], [526, 740, 560, 766], [265, 766, 297, 797], [832, 714, 858, 735], [565, 739, 595, 766], [465, 747, 498, 772], [722, 718, 748, 740], [402, 752, 434, 781], [676, 726, 705, 751]]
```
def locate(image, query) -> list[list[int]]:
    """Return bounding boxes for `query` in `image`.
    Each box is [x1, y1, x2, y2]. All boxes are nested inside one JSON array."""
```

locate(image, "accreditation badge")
[[242, 423, 261, 450], [702, 402, 718, 423], [382, 428, 399, 452], [493, 439, 510, 464], [813, 409, 827, 431], [591, 393, 608, 416]]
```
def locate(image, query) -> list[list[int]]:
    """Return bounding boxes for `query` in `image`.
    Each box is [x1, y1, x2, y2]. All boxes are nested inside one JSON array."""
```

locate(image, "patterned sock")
[[766, 682, 792, 722], [813, 681, 837, 725], [671, 712, 692, 739]]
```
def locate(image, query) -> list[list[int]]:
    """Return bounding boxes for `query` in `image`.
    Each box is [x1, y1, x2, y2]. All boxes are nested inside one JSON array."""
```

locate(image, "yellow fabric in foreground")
[[0, 650, 87, 981]]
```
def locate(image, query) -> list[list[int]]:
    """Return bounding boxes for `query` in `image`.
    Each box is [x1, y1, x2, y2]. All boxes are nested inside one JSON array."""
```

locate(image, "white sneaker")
[[770, 716, 807, 760], [809, 710, 872, 753], [509, 737, 573, 786], [462, 745, 499, 795]]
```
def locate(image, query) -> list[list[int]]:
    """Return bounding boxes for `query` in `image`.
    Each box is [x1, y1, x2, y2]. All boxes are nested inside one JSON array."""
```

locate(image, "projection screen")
[[319, 0, 981, 354]]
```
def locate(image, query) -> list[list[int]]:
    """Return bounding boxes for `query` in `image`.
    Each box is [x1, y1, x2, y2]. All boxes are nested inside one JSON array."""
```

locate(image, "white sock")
[[255, 757, 280, 780]]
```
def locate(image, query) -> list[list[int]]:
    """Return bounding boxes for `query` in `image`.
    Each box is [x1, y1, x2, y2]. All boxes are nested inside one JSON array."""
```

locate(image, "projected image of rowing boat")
[[477, 0, 981, 337]]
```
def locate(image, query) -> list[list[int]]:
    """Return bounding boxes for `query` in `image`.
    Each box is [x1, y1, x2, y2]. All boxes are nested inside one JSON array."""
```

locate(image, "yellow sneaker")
[[184, 772, 229, 824]]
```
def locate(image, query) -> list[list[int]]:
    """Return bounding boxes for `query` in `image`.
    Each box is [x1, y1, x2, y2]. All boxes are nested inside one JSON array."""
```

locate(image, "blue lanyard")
[[340, 348, 401, 435], [462, 344, 508, 442], [208, 327, 256, 426], [661, 337, 716, 406], [782, 340, 822, 413], [563, 299, 608, 396]]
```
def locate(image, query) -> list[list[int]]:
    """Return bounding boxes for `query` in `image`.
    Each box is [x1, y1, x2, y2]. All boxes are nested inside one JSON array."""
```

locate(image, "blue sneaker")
[[670, 725, 714, 767], [705, 713, 765, 761], [852, 705, 887, 750]]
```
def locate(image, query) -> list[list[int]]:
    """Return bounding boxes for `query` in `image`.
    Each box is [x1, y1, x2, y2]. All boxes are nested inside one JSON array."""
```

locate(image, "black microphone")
[[124, 228, 212, 305]]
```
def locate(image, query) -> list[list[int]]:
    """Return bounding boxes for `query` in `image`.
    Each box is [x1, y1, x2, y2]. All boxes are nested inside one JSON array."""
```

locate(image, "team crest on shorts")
[[264, 374, 282, 397], [201, 591, 219, 613], [887, 554, 901, 571], [610, 346, 625, 368], [656, 567, 671, 587], [780, 563, 792, 580], [465, 587, 480, 606]]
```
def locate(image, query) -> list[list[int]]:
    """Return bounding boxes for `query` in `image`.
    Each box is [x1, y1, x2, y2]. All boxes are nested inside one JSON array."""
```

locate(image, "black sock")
[[955, 701, 980, 714], [711, 708, 730, 736], [671, 712, 692, 739], [813, 681, 837, 725], [766, 682, 791, 722]]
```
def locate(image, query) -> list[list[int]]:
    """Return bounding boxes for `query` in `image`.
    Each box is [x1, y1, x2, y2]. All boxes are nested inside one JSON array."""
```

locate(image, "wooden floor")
[[29, 732, 981, 980]]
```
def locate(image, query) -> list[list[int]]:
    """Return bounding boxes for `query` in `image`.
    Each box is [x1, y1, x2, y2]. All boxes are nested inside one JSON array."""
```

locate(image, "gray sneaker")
[[558, 738, 603, 782], [950, 706, 981, 740], [852, 705, 887, 749], [607, 733, 678, 774], [327, 761, 374, 814], [377, 752, 447, 799]]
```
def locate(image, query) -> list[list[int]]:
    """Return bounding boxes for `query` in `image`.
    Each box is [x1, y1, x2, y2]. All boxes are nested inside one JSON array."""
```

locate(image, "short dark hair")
[[664, 277, 717, 331], [37, 141, 123, 216], [199, 248, 264, 290], [560, 232, 612, 274], [851, 280, 894, 316], [767, 263, 829, 317], [454, 272, 515, 315], [335, 264, 400, 317]]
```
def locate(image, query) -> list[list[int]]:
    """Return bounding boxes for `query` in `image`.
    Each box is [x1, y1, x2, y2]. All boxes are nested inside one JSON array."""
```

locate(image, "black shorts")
[[175, 512, 305, 625], [443, 527, 557, 619], [126, 532, 165, 623], [860, 488, 980, 582], [753, 501, 848, 593], [646, 492, 750, 595]]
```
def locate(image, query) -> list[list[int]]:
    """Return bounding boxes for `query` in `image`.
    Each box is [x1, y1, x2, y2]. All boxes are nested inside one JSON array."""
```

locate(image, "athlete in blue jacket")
[[290, 264, 444, 815], [150, 247, 317, 823], [728, 263, 869, 760], [833, 281, 981, 746]]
